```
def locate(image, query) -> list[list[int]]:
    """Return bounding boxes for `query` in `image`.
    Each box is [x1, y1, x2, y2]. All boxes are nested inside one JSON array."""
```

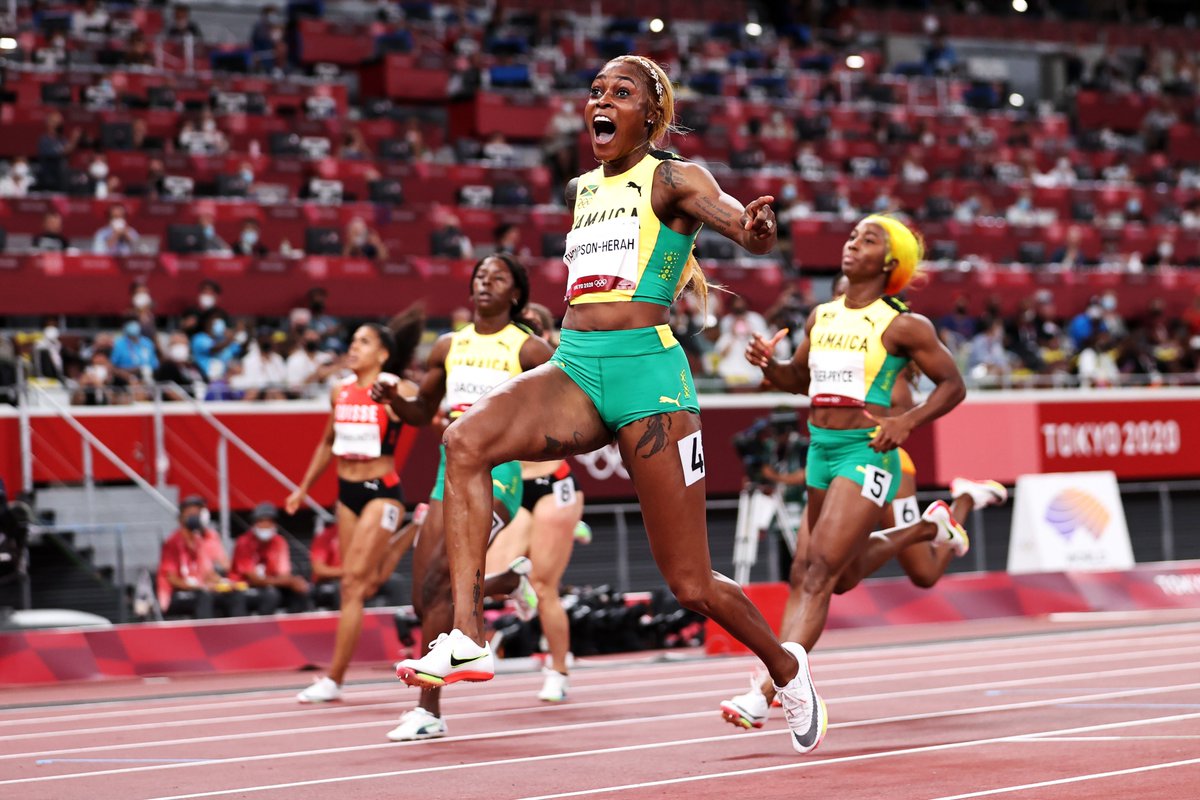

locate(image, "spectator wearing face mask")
[[0, 158, 35, 198], [185, 280, 224, 327], [191, 313, 243, 381], [33, 317, 66, 381], [32, 211, 69, 252], [232, 328, 288, 400], [232, 219, 269, 257], [73, 346, 129, 405], [156, 495, 242, 618], [284, 331, 339, 394], [194, 210, 231, 254], [229, 503, 311, 614], [110, 316, 159, 384], [342, 216, 388, 261], [88, 153, 117, 199], [93, 205, 140, 256], [154, 332, 206, 398], [127, 280, 158, 338]]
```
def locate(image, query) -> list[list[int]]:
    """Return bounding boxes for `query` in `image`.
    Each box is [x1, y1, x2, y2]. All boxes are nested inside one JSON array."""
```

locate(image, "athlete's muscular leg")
[[834, 472, 939, 593], [371, 519, 419, 593], [617, 411, 797, 687], [330, 499, 404, 684], [528, 491, 583, 674], [442, 365, 609, 645], [781, 505, 814, 630], [894, 492, 978, 588]]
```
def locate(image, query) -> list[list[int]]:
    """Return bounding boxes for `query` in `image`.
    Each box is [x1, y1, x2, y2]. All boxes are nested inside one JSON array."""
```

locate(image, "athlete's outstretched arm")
[[654, 160, 778, 255], [745, 308, 815, 395], [371, 336, 450, 425], [286, 385, 338, 514], [869, 314, 965, 452]]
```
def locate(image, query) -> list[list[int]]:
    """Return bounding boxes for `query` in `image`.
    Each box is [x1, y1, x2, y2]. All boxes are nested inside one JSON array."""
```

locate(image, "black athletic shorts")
[[338, 472, 404, 517], [520, 462, 579, 513]]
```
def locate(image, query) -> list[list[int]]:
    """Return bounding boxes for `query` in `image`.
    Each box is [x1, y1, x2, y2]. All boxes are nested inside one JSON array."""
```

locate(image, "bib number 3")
[[677, 430, 706, 487], [861, 465, 892, 507]]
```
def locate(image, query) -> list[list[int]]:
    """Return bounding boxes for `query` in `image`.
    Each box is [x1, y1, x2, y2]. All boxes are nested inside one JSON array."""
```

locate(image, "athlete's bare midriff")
[[563, 300, 670, 332], [808, 402, 894, 431], [335, 453, 395, 483]]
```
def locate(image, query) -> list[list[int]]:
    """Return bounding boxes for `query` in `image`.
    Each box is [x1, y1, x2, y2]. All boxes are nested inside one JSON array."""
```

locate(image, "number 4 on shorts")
[[678, 430, 705, 487]]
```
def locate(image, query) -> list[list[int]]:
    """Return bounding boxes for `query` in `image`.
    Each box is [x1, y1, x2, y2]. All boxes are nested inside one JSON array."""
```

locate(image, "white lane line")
[[1010, 735, 1200, 742], [5, 621, 1197, 728], [9, 633, 1200, 748], [7, 642, 1200, 762], [5, 675, 1200, 787], [148, 709, 1200, 800], [922, 756, 1200, 800], [511, 713, 1200, 800]]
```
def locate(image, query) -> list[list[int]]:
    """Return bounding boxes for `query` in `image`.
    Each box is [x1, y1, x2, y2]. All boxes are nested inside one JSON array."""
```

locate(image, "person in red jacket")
[[229, 503, 310, 614], [157, 509, 246, 618]]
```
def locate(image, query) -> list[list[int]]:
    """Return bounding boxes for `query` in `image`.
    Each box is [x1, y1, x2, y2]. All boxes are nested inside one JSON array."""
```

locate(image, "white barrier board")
[[1008, 470, 1134, 574]]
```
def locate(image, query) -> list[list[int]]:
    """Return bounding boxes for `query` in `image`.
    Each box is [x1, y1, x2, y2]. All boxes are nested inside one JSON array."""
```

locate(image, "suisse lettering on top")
[[334, 404, 379, 423]]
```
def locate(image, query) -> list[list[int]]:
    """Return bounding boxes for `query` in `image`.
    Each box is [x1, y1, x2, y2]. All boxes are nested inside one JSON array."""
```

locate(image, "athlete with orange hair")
[[718, 215, 970, 739]]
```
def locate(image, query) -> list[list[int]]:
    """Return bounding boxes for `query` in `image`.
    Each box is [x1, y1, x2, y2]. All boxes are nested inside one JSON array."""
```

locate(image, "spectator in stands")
[[122, 30, 154, 67], [285, 330, 339, 393], [154, 332, 205, 396], [1067, 299, 1107, 350], [166, 4, 203, 40], [129, 157, 168, 199], [250, 5, 282, 54], [195, 210, 232, 254], [93, 205, 140, 256], [967, 317, 1012, 381], [1050, 225, 1094, 270], [32, 318, 66, 381], [229, 503, 311, 614], [924, 32, 957, 75], [110, 315, 159, 386], [32, 211, 69, 253], [342, 216, 388, 261], [899, 154, 929, 184], [1077, 330, 1120, 388], [157, 503, 245, 619], [304, 287, 341, 346], [37, 112, 82, 193], [339, 129, 369, 161], [87, 153, 115, 199], [191, 313, 242, 381], [492, 223, 526, 257], [430, 214, 473, 258], [232, 219, 270, 257], [128, 280, 158, 340], [178, 495, 231, 573], [179, 111, 228, 156], [1005, 189, 1038, 227], [0, 158, 34, 198], [1142, 232, 1178, 269], [232, 328, 288, 400], [129, 120, 164, 154], [73, 346, 129, 405], [715, 295, 770, 389], [72, 0, 110, 36], [939, 296, 978, 345]]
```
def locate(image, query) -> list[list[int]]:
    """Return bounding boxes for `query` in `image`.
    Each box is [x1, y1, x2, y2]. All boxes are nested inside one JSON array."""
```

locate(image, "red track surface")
[[3, 611, 1200, 800]]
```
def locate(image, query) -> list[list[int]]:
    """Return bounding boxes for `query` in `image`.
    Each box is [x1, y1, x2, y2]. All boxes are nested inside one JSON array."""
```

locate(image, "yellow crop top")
[[564, 150, 699, 306], [443, 323, 529, 418], [807, 295, 910, 408]]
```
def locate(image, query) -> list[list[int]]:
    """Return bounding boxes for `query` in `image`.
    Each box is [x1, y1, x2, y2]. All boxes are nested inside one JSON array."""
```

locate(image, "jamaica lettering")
[[447, 354, 512, 370], [571, 207, 637, 231], [812, 332, 870, 352]]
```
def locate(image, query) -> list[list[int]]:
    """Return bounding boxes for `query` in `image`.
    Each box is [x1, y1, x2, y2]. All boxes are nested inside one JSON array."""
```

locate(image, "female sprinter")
[[287, 309, 424, 703], [484, 303, 586, 703], [716, 215, 969, 738], [371, 253, 554, 741], [395, 55, 828, 755]]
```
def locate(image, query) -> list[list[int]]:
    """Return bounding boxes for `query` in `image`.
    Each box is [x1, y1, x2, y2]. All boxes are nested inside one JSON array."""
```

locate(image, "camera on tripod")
[[732, 408, 806, 489]]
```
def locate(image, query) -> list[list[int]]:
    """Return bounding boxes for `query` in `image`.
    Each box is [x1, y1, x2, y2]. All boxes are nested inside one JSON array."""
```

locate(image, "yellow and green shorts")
[[430, 445, 523, 521], [806, 423, 901, 507], [551, 324, 699, 432]]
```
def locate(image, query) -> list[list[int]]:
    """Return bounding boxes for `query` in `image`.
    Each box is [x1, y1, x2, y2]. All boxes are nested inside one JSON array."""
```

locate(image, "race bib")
[[892, 495, 919, 526], [564, 216, 640, 300], [677, 430, 706, 487], [552, 477, 576, 508], [332, 421, 381, 459], [861, 464, 893, 507], [808, 350, 867, 405]]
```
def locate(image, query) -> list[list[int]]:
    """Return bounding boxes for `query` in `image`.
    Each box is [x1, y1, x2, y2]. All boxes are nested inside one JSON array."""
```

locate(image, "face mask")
[[781, 184, 798, 202], [205, 359, 225, 380], [304, 340, 319, 353], [13, 163, 29, 178], [43, 326, 60, 342], [241, 229, 258, 246], [132, 291, 151, 309], [1101, 296, 1117, 312], [253, 526, 276, 542], [184, 513, 204, 532], [310, 301, 325, 314], [203, 224, 215, 238], [89, 162, 109, 180], [124, 321, 141, 338], [1017, 198, 1031, 211], [198, 293, 216, 309], [1127, 200, 1141, 214], [169, 342, 190, 362], [211, 318, 227, 338], [240, 169, 253, 183], [203, 120, 217, 133], [111, 217, 126, 232]]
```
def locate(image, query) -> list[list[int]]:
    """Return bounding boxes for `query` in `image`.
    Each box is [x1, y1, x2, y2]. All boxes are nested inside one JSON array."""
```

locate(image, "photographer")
[[732, 410, 808, 583], [0, 479, 32, 611], [156, 496, 245, 619]]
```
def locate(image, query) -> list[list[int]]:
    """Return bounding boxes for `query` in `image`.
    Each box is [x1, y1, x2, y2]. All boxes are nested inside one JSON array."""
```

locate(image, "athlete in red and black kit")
[[288, 311, 425, 703]]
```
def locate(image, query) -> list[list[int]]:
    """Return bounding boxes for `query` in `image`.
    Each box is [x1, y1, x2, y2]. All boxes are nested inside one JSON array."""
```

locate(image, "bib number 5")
[[861, 465, 892, 507]]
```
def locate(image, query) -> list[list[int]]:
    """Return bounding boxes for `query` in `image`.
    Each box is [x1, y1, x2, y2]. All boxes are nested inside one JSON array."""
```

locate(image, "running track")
[[3, 611, 1200, 800]]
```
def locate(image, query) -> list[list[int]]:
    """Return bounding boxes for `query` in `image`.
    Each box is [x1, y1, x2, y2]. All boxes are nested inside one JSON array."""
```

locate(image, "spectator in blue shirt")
[[1067, 300, 1106, 351], [110, 316, 159, 381], [191, 313, 242, 380], [93, 204, 140, 256]]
